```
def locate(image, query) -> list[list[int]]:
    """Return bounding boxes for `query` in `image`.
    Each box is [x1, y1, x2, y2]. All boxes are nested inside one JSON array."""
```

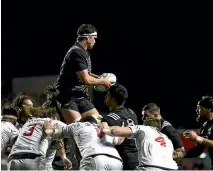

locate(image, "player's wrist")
[[102, 128, 113, 136], [99, 78, 106, 86], [176, 151, 185, 158], [196, 136, 204, 144], [60, 154, 67, 160]]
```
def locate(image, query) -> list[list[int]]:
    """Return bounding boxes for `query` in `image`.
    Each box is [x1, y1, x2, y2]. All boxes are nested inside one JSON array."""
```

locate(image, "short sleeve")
[[72, 50, 88, 72], [129, 125, 146, 140], [101, 115, 118, 126], [128, 125, 140, 138]]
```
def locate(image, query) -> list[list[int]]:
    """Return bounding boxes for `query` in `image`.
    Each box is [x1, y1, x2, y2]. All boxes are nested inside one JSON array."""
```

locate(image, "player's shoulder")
[[139, 125, 161, 134], [117, 107, 137, 119], [2, 121, 17, 131], [53, 120, 67, 127], [106, 112, 121, 121], [68, 122, 91, 129], [161, 119, 172, 129], [1, 121, 12, 127], [25, 118, 52, 127], [130, 125, 147, 131], [126, 107, 136, 115], [68, 44, 86, 56], [202, 121, 208, 128]]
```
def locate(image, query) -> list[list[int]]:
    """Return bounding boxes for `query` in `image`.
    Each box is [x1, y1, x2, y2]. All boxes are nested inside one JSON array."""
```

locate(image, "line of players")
[[2, 83, 213, 170]]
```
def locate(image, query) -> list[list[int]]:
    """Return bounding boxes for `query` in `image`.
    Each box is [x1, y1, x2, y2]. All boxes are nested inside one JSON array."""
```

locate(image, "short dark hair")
[[142, 103, 160, 115], [108, 84, 128, 106], [77, 24, 97, 37], [142, 103, 159, 111], [12, 95, 31, 108], [198, 95, 213, 111], [2, 107, 18, 117], [79, 115, 97, 124]]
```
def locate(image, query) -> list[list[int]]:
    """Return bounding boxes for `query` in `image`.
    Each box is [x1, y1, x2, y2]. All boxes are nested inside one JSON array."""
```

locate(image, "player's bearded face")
[[104, 92, 112, 107], [142, 110, 155, 121], [196, 105, 207, 123], [87, 36, 96, 49]]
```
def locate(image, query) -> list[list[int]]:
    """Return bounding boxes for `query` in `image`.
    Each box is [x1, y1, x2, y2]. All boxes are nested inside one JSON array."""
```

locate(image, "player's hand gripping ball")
[[94, 73, 116, 92]]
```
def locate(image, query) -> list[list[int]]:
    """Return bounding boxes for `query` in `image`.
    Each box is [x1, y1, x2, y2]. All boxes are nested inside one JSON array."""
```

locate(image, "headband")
[[78, 32, 97, 37], [2, 115, 17, 120]]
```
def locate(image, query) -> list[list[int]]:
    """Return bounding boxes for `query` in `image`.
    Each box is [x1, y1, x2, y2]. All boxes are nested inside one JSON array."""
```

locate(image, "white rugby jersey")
[[1, 121, 18, 152], [40, 140, 65, 169], [9, 118, 66, 157], [129, 125, 178, 169], [40, 148, 57, 169], [61, 122, 121, 159], [15, 122, 24, 131]]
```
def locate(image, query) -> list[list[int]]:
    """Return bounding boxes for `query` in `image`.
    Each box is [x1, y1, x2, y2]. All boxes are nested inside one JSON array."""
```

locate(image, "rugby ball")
[[94, 73, 116, 92]]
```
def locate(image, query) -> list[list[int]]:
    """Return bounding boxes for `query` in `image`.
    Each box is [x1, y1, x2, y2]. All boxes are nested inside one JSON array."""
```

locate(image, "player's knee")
[[61, 108, 81, 123]]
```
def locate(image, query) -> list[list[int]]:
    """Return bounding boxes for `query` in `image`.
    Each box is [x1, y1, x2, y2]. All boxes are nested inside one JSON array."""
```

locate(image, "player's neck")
[[109, 105, 122, 111], [77, 40, 88, 50]]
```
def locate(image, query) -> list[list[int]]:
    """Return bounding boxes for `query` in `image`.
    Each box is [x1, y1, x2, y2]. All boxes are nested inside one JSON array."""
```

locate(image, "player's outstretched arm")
[[77, 69, 112, 88], [43, 119, 63, 139], [43, 120, 77, 139], [174, 144, 205, 161], [102, 126, 133, 137], [183, 130, 213, 148], [57, 145, 72, 169], [89, 73, 99, 78]]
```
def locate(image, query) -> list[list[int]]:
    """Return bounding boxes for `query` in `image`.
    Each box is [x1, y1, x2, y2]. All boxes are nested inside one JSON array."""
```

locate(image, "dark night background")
[[1, 1, 212, 129]]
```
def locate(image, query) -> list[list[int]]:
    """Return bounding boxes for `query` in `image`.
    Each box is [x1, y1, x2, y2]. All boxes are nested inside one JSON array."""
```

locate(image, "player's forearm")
[[89, 73, 99, 78], [103, 127, 132, 137], [175, 141, 204, 159], [84, 75, 105, 86], [46, 125, 74, 139], [57, 145, 66, 159], [198, 136, 213, 148], [45, 127, 63, 139], [118, 137, 125, 145], [185, 144, 205, 158]]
